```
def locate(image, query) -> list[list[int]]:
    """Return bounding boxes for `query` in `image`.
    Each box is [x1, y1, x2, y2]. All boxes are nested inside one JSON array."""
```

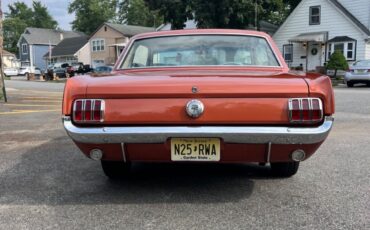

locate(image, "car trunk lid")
[[82, 69, 308, 125]]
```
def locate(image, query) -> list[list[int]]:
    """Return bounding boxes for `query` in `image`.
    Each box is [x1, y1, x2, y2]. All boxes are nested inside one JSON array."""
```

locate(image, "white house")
[[273, 0, 370, 71]]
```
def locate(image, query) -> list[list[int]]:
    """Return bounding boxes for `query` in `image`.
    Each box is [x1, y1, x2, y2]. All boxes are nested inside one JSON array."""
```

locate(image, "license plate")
[[355, 69, 366, 74], [171, 138, 220, 161]]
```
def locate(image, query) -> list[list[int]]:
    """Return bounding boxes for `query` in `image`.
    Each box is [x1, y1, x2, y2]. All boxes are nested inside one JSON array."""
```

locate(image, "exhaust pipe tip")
[[291, 149, 306, 162], [90, 149, 103, 161]]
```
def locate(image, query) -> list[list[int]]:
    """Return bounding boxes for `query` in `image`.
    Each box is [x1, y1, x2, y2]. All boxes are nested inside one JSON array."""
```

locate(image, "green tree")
[[3, 18, 27, 53], [68, 0, 118, 35], [3, 1, 58, 54], [190, 0, 255, 29], [145, 0, 193, 29], [144, 0, 301, 29], [326, 51, 349, 78], [117, 0, 163, 27], [7, 2, 33, 24], [32, 1, 58, 29], [284, 0, 301, 11]]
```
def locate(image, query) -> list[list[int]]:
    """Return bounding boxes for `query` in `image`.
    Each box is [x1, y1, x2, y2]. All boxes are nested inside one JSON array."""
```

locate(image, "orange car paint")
[[63, 29, 334, 162]]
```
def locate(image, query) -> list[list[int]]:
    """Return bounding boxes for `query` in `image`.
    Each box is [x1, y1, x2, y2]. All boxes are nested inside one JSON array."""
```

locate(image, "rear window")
[[121, 35, 280, 69], [354, 60, 370, 67]]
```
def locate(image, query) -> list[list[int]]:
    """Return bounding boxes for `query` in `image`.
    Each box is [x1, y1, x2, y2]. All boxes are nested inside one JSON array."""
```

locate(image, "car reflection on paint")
[[92, 66, 113, 74]]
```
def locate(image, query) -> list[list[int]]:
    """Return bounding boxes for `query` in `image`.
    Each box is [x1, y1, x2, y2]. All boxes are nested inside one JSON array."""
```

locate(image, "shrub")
[[326, 50, 349, 78]]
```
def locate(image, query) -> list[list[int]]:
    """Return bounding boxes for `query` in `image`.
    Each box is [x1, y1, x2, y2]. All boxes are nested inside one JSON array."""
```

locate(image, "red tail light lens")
[[84, 100, 92, 121], [74, 100, 83, 121], [311, 99, 322, 120], [288, 98, 323, 123], [291, 99, 300, 120], [93, 100, 102, 121], [302, 99, 310, 121], [73, 99, 104, 123]]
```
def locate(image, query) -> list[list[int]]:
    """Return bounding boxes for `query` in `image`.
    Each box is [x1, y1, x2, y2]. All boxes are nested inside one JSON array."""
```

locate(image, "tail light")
[[288, 98, 323, 123], [73, 99, 105, 123]]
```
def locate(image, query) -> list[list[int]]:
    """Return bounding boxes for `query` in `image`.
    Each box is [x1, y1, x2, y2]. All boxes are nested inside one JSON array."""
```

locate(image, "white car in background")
[[18, 66, 42, 76], [4, 67, 19, 76], [345, 60, 370, 87]]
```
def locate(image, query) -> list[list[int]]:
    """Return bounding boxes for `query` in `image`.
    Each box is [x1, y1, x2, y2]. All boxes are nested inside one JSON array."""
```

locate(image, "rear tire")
[[101, 161, 131, 179], [346, 82, 354, 87], [270, 162, 299, 177]]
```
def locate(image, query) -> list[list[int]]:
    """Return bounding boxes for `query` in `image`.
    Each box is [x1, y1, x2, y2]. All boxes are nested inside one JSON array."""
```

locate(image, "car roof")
[[132, 29, 271, 40]]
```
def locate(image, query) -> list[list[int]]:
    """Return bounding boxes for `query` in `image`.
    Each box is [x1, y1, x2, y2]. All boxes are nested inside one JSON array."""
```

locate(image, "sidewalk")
[[4, 79, 65, 92]]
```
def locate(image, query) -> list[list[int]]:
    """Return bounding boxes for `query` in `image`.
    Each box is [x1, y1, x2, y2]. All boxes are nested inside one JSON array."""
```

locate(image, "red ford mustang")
[[63, 29, 334, 178]]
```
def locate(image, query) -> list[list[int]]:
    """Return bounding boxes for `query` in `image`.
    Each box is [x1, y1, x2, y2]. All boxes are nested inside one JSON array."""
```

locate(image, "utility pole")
[[254, 0, 258, 30], [0, 0, 8, 102]]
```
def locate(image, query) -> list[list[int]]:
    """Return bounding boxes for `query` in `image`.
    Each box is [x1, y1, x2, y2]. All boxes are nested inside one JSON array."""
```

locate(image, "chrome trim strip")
[[100, 100, 105, 122], [266, 142, 272, 163], [82, 100, 86, 121], [117, 33, 284, 70], [91, 100, 95, 121], [63, 116, 334, 145], [121, 142, 126, 162]]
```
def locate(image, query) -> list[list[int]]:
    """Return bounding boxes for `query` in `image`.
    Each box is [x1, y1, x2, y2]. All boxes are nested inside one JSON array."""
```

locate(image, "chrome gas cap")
[[186, 99, 204, 118]]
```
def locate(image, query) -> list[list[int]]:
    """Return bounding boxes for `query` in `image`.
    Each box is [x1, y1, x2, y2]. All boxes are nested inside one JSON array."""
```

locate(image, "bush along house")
[[273, 0, 370, 72]]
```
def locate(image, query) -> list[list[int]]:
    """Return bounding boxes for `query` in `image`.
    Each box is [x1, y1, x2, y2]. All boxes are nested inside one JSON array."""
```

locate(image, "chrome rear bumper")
[[63, 116, 333, 145]]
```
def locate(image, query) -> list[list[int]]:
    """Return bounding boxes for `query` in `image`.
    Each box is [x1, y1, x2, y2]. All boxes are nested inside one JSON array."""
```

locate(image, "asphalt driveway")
[[0, 80, 369, 229]]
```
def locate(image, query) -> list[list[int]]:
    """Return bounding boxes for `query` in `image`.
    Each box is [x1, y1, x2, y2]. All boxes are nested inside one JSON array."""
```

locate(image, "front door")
[[307, 43, 322, 71]]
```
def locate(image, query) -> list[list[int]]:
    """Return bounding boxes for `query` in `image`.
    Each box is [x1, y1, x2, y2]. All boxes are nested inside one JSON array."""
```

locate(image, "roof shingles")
[[21, 27, 84, 45], [105, 23, 155, 37], [44, 35, 89, 58]]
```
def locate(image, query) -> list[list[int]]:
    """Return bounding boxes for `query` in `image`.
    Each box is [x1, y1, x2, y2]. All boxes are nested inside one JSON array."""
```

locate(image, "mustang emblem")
[[186, 100, 204, 118]]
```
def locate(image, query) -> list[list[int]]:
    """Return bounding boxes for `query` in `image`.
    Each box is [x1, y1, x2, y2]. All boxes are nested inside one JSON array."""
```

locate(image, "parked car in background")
[[68, 62, 83, 75], [92, 65, 113, 74], [18, 66, 41, 77], [345, 60, 370, 87], [45, 63, 70, 80], [4, 67, 19, 77], [66, 62, 92, 76], [63, 29, 335, 179]]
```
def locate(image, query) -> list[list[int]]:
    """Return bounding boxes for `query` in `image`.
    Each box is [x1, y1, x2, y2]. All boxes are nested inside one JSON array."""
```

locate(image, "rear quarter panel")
[[62, 77, 88, 115], [304, 73, 335, 115]]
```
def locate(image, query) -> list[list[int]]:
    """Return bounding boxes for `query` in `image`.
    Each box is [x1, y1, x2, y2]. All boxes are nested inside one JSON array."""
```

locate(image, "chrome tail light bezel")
[[73, 99, 105, 123], [288, 98, 323, 123]]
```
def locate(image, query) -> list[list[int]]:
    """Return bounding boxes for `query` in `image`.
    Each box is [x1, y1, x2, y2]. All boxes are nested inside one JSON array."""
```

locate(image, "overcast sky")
[[3, 0, 74, 30]]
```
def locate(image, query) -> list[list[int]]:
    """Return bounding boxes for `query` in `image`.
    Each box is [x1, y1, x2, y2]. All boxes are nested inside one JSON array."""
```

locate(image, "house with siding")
[[17, 28, 83, 71], [43, 35, 90, 65], [89, 23, 155, 68], [273, 0, 370, 71], [2, 50, 20, 68]]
